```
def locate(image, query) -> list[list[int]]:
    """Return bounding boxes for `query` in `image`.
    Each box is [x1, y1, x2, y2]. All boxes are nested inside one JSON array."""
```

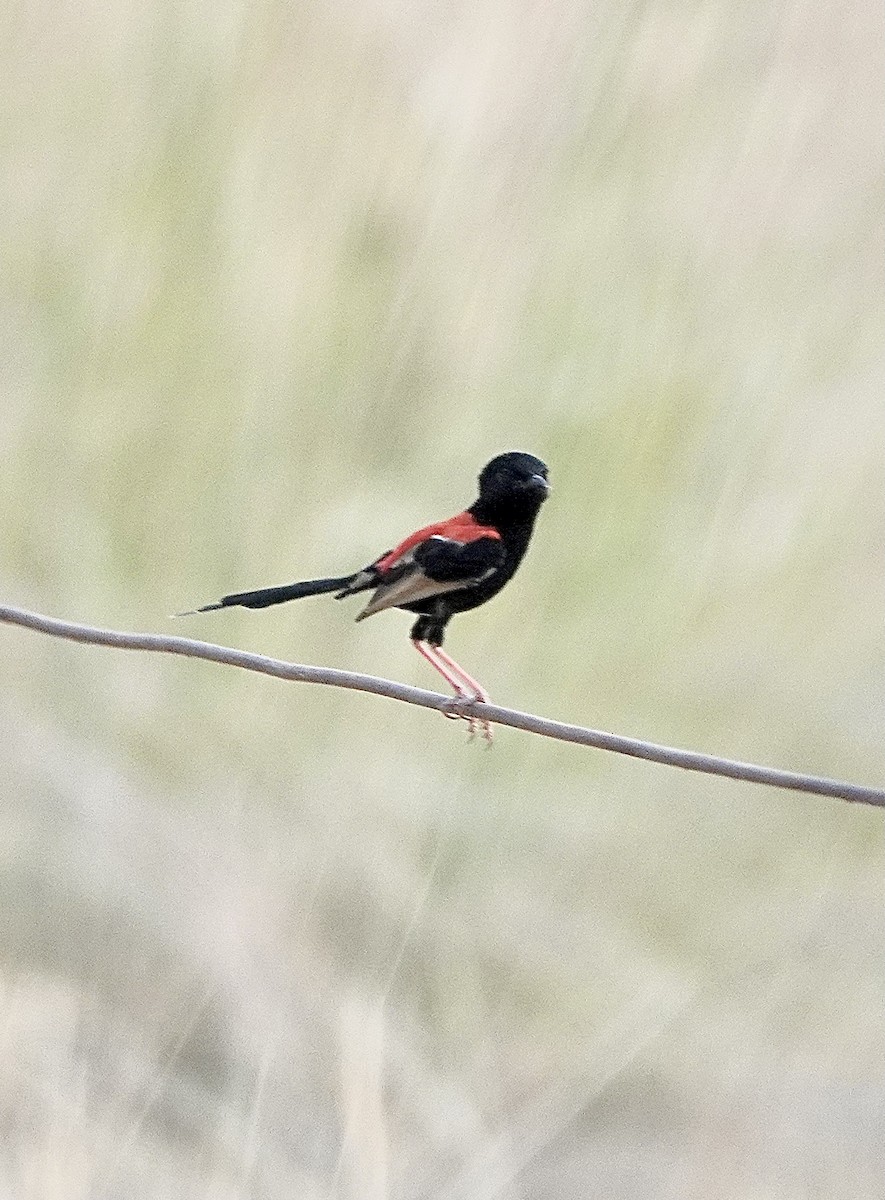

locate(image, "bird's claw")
[[442, 695, 473, 721], [442, 697, 466, 721], [442, 696, 494, 745], [467, 716, 494, 745]]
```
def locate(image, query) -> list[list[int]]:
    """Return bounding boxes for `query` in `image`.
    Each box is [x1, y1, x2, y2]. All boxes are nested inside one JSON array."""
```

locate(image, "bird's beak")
[[527, 473, 551, 496]]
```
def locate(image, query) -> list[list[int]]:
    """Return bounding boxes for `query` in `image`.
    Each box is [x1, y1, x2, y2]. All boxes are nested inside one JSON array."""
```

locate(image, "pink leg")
[[413, 640, 473, 699], [412, 640, 493, 742], [432, 646, 489, 704]]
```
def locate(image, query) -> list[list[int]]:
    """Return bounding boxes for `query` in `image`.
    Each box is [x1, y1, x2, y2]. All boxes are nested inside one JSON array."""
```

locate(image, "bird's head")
[[474, 452, 550, 522]]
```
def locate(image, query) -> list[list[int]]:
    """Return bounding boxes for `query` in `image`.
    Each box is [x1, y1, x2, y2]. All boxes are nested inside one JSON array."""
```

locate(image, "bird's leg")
[[433, 646, 493, 744], [412, 640, 493, 743], [412, 640, 471, 706], [431, 647, 489, 705]]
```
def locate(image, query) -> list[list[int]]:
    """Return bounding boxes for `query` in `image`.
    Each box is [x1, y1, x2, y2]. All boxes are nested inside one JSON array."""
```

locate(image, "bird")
[[179, 451, 550, 739]]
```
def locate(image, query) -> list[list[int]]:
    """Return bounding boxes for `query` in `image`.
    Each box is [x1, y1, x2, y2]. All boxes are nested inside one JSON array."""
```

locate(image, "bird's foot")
[[442, 695, 494, 745], [467, 716, 494, 745], [413, 641, 493, 743], [441, 696, 468, 721]]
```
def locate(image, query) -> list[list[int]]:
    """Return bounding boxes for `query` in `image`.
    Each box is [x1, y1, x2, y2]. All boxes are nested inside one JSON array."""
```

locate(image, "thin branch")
[[1, 603, 883, 808]]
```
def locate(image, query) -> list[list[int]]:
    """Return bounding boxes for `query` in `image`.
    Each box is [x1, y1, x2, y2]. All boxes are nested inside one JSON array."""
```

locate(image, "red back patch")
[[375, 511, 501, 574]]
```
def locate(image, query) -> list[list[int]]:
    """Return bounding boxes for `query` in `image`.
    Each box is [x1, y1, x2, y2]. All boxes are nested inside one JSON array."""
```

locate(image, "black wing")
[[355, 535, 504, 620]]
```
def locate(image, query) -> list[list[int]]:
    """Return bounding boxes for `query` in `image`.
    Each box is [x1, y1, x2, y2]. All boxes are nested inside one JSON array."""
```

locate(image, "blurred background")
[[1, 0, 882, 1195]]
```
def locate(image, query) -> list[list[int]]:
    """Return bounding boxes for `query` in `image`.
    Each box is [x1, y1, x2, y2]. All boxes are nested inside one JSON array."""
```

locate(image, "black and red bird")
[[182, 452, 550, 738]]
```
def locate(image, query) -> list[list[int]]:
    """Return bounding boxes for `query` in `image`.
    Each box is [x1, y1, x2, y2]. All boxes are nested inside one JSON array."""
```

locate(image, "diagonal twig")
[[1, 603, 882, 808]]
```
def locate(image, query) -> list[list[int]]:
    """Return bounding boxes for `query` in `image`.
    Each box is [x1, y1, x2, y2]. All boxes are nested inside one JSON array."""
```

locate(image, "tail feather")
[[177, 575, 355, 615]]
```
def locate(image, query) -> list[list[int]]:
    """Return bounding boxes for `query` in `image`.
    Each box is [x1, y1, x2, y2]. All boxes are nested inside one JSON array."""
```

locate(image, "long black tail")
[[178, 575, 356, 615]]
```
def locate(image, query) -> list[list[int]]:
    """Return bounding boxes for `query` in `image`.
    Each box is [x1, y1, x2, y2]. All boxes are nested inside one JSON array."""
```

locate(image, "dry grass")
[[0, 0, 882, 1195]]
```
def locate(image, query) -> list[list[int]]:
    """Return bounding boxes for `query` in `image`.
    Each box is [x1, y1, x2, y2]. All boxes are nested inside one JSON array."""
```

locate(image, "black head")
[[473, 451, 550, 523]]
